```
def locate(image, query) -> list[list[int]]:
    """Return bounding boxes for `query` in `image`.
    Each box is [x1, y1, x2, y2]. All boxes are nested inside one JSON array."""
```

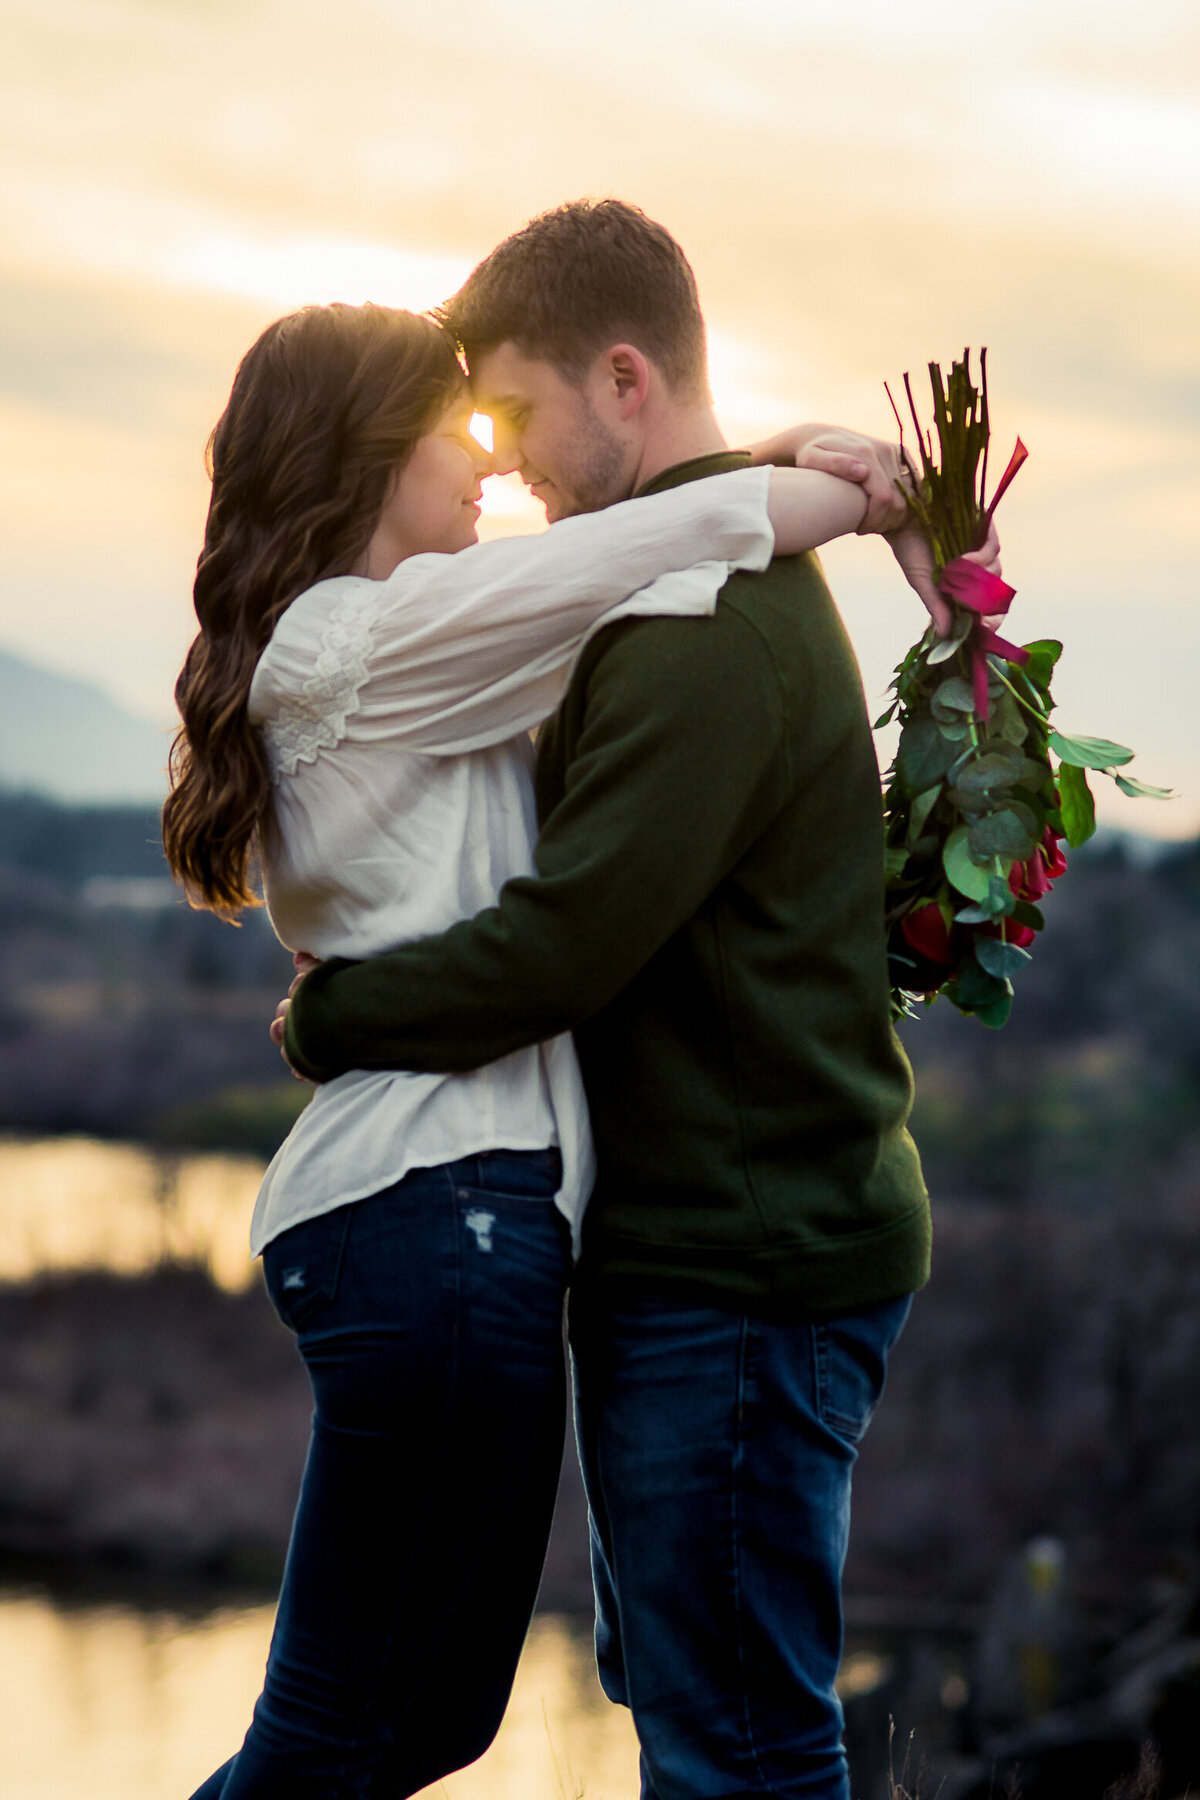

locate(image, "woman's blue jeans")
[[189, 1148, 570, 1799], [569, 1285, 912, 1800]]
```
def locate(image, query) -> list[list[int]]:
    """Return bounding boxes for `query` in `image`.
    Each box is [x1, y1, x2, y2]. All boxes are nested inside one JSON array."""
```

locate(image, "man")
[[280, 200, 931, 1800]]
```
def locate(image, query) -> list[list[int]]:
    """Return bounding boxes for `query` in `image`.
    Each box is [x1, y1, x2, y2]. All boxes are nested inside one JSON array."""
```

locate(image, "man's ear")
[[597, 343, 650, 419]]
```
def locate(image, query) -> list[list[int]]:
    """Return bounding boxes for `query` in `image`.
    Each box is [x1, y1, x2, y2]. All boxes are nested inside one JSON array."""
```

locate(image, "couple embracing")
[[168, 199, 993, 1800]]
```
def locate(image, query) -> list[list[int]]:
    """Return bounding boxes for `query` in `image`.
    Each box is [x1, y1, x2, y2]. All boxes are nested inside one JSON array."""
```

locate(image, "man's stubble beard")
[[552, 394, 634, 518]]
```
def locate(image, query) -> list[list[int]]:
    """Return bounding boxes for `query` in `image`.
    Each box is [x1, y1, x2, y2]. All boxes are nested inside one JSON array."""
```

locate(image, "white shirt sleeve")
[[249, 466, 774, 760]]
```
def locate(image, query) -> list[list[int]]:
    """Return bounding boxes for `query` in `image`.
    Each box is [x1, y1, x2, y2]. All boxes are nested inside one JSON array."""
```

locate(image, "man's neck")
[[626, 404, 728, 495]]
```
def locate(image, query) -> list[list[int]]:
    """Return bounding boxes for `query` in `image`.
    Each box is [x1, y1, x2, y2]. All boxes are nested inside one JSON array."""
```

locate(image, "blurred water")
[[0, 1135, 262, 1291], [0, 1578, 642, 1800], [0, 1572, 896, 1800]]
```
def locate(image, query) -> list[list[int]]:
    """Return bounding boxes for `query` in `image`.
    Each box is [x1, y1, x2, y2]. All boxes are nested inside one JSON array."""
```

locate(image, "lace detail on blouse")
[[262, 587, 377, 780]]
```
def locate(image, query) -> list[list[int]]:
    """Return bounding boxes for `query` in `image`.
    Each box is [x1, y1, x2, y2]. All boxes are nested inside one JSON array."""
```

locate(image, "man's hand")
[[271, 951, 321, 1077], [747, 424, 912, 534], [886, 518, 1004, 639]]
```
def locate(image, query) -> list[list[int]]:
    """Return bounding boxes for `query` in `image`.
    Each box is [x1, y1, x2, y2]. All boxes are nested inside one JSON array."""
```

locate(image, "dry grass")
[[1103, 1742, 1166, 1800], [882, 1735, 1185, 1800], [885, 1717, 937, 1800]]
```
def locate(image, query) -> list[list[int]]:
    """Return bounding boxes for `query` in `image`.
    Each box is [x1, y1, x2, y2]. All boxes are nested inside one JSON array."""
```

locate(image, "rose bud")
[[901, 901, 954, 965]]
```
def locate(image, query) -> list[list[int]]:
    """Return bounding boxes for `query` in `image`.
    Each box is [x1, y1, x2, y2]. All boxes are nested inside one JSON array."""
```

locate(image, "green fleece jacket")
[[286, 451, 930, 1315]]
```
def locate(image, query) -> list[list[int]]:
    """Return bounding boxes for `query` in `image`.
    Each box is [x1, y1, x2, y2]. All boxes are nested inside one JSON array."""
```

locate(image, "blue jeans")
[[569, 1285, 912, 1800], [189, 1149, 570, 1799]]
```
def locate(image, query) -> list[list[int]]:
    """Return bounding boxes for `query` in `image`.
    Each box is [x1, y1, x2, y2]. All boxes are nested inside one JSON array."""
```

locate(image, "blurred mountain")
[[0, 646, 169, 803]]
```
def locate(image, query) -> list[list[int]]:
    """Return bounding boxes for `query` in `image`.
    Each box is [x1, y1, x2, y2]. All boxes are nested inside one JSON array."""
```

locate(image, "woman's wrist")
[[745, 424, 830, 467], [766, 467, 869, 554]]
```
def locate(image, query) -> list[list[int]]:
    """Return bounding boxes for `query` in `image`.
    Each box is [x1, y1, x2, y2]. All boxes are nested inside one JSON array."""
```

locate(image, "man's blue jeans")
[[569, 1285, 912, 1800], [189, 1149, 569, 1799]]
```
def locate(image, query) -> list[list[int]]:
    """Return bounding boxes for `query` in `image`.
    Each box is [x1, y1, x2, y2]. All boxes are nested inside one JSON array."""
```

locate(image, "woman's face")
[[363, 399, 493, 577]]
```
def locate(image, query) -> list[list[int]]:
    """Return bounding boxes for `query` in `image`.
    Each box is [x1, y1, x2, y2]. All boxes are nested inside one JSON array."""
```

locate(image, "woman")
[[166, 301, 939, 1798]]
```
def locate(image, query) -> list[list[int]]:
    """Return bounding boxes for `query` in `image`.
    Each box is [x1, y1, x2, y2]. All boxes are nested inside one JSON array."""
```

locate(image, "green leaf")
[[954, 961, 1011, 1008], [898, 718, 959, 794], [955, 884, 1010, 923], [884, 846, 910, 879], [954, 752, 1024, 794], [975, 991, 1014, 1029], [1011, 900, 1046, 932], [991, 690, 1028, 746], [932, 675, 977, 715], [936, 717, 972, 742], [1022, 640, 1063, 690], [942, 824, 992, 901], [1057, 761, 1096, 848], [987, 874, 1017, 915], [1113, 774, 1177, 801], [1014, 755, 1054, 791], [906, 785, 942, 846], [927, 618, 972, 666], [873, 700, 899, 729], [1049, 730, 1135, 770], [975, 937, 1033, 980], [968, 808, 1037, 861]]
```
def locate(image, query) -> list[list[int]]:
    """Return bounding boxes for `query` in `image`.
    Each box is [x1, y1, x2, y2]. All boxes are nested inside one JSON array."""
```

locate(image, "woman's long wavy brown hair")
[[163, 303, 465, 919]]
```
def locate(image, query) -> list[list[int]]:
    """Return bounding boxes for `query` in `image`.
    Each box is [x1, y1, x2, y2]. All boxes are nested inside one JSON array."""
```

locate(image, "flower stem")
[[989, 662, 1048, 724]]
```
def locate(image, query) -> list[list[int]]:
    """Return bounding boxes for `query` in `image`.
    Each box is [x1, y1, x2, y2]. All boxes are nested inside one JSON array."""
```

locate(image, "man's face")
[[470, 342, 635, 521]]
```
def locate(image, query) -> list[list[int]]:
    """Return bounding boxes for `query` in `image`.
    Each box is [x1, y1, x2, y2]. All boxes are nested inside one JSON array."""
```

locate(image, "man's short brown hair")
[[437, 199, 709, 400]]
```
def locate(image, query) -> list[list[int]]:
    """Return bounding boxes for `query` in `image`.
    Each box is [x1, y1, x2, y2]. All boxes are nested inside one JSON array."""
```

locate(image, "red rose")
[[983, 917, 1037, 949], [901, 901, 954, 965], [1008, 826, 1068, 906], [1041, 828, 1068, 880], [1008, 855, 1050, 902]]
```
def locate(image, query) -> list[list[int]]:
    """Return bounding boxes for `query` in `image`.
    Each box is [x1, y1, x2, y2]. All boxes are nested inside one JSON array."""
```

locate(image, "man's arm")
[[284, 606, 787, 1082]]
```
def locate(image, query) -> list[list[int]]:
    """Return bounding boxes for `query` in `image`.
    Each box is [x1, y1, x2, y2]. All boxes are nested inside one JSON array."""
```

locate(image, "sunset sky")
[[3, 0, 1197, 833]]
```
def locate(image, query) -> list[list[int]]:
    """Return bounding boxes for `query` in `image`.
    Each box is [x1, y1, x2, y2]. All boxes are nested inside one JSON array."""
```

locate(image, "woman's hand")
[[270, 951, 321, 1076], [747, 424, 912, 534]]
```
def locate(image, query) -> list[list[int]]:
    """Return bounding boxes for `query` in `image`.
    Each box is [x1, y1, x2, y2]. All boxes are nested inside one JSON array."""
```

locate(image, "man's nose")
[[489, 420, 522, 477]]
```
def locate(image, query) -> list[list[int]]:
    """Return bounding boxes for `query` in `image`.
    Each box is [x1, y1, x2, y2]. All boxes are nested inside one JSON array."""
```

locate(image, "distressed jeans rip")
[[464, 1210, 496, 1254]]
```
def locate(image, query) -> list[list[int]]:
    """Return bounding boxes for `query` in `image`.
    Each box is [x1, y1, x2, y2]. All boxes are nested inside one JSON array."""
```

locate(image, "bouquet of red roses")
[[878, 351, 1174, 1027]]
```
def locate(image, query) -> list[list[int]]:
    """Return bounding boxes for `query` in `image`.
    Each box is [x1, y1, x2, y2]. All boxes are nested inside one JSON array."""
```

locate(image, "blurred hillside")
[[900, 832, 1200, 1212], [1, 786, 1198, 1184], [0, 789, 299, 1153], [0, 651, 168, 804]]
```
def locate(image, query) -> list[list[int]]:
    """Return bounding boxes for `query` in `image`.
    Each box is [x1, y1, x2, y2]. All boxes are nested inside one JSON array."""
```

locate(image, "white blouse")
[[245, 465, 775, 1258]]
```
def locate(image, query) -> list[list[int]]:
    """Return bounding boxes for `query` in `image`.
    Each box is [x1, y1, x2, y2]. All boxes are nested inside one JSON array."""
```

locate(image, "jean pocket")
[[464, 1149, 563, 1202], [262, 1204, 354, 1332], [813, 1295, 912, 1445]]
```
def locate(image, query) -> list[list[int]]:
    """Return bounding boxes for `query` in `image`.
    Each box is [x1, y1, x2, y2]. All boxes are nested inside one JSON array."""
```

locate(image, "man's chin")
[[531, 484, 567, 523], [532, 478, 612, 522], [541, 492, 593, 523]]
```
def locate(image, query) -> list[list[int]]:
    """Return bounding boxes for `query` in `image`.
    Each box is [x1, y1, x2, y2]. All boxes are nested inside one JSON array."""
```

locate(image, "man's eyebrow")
[[474, 392, 526, 412]]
